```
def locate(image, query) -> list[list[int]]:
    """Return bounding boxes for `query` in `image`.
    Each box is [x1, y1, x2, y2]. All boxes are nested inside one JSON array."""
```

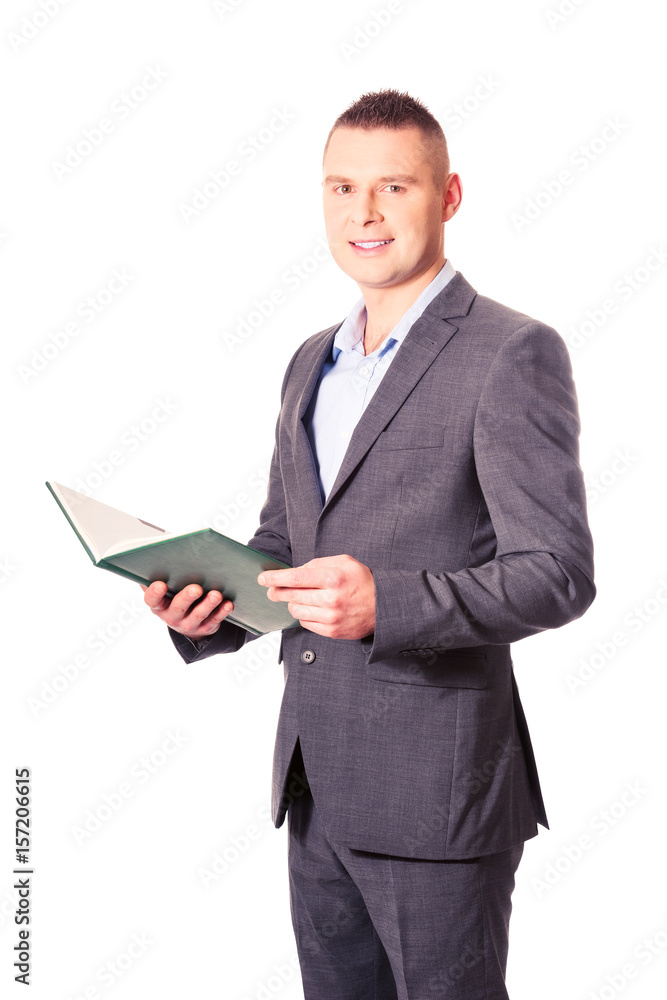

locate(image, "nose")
[[351, 190, 384, 228]]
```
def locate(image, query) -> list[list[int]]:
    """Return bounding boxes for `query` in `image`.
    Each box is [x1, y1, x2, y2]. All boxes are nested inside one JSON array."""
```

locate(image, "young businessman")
[[144, 90, 595, 998]]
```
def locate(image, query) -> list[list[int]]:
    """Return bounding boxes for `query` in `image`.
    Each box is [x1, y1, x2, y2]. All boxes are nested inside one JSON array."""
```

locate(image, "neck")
[[360, 255, 445, 355]]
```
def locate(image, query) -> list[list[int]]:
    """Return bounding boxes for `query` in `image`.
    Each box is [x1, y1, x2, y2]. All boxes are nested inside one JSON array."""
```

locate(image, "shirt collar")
[[332, 259, 456, 362]]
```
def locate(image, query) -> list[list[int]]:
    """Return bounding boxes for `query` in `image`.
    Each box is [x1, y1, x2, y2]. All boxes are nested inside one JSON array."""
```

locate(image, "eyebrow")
[[323, 173, 419, 185]]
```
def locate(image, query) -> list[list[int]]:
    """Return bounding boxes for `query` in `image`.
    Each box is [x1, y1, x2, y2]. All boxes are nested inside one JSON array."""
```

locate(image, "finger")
[[185, 596, 235, 632], [286, 602, 335, 624], [143, 580, 171, 612], [258, 566, 329, 589], [293, 618, 333, 637], [266, 586, 332, 607], [166, 584, 207, 618], [258, 568, 292, 587], [210, 598, 234, 622], [172, 588, 221, 627], [175, 591, 236, 629], [184, 590, 222, 622]]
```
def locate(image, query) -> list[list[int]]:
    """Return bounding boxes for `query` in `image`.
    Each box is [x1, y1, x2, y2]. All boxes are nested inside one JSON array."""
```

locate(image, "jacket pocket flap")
[[368, 650, 488, 688]]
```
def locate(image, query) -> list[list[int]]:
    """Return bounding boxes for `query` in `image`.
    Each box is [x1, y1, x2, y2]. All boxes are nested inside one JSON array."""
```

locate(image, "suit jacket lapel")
[[295, 272, 477, 520], [291, 321, 341, 516]]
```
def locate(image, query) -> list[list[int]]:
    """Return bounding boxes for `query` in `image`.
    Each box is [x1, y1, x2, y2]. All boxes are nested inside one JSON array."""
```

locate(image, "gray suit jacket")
[[171, 271, 596, 860]]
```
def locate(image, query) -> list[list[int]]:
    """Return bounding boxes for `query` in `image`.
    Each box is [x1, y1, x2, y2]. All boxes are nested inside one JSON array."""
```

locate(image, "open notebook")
[[46, 482, 300, 636]]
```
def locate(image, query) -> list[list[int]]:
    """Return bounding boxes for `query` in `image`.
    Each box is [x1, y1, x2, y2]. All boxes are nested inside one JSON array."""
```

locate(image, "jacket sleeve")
[[168, 341, 304, 664], [362, 320, 596, 662]]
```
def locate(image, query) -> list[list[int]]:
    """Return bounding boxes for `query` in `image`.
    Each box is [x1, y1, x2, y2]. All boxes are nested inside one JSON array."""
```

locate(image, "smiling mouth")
[[349, 239, 394, 249]]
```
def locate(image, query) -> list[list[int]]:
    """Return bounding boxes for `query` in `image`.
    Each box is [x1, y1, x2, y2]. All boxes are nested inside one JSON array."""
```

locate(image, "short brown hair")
[[323, 89, 449, 186]]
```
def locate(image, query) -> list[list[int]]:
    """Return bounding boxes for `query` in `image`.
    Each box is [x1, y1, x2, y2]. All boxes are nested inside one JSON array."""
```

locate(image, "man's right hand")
[[142, 581, 235, 640]]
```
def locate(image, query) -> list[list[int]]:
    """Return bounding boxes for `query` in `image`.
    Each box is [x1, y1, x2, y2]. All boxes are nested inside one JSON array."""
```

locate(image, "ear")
[[442, 172, 463, 223]]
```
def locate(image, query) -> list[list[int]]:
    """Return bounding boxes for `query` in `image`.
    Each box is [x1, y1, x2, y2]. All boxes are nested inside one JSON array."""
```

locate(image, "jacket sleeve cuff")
[[362, 568, 423, 662], [363, 555, 596, 664], [168, 620, 249, 664]]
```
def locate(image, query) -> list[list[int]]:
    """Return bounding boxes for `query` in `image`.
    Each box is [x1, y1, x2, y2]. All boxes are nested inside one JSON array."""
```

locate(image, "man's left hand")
[[258, 554, 375, 640]]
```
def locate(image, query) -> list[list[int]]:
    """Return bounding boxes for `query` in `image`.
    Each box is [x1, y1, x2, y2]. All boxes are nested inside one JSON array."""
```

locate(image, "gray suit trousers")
[[286, 740, 524, 1000]]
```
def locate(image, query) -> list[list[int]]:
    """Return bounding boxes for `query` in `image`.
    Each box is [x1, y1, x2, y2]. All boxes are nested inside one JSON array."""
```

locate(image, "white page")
[[48, 482, 176, 562]]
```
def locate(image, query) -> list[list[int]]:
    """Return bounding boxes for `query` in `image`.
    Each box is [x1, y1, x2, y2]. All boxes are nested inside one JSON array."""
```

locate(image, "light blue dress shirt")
[[304, 259, 456, 503]]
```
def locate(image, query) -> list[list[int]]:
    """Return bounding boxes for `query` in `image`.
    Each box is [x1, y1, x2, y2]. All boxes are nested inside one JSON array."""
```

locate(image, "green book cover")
[[46, 481, 300, 637]]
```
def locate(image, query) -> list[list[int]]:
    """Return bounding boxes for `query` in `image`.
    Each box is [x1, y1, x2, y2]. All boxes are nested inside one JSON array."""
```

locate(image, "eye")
[[386, 184, 403, 192], [335, 184, 352, 194]]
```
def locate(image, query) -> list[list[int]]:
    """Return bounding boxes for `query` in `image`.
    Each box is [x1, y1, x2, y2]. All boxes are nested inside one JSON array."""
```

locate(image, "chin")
[[346, 256, 398, 279]]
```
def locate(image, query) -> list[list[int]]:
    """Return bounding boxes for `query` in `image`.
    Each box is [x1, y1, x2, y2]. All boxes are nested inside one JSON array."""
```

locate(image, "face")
[[322, 125, 460, 292]]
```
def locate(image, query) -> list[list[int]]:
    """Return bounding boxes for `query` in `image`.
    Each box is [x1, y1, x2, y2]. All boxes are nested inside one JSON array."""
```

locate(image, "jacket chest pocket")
[[373, 425, 445, 451]]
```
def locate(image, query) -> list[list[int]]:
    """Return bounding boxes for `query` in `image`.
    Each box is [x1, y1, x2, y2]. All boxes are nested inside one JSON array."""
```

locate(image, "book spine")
[[46, 482, 97, 564]]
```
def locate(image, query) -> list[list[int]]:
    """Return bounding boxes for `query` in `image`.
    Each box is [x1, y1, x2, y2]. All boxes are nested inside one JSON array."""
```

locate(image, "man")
[[144, 90, 595, 998]]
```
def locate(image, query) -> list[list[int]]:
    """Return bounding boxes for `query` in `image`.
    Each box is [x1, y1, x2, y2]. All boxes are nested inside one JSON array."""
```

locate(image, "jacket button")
[[301, 649, 316, 663]]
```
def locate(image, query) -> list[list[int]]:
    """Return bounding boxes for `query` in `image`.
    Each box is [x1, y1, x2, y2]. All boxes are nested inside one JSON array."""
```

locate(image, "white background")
[[3, 0, 666, 997]]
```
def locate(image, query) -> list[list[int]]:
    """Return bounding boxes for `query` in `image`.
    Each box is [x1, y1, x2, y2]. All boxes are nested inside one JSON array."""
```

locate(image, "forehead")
[[323, 126, 430, 179]]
